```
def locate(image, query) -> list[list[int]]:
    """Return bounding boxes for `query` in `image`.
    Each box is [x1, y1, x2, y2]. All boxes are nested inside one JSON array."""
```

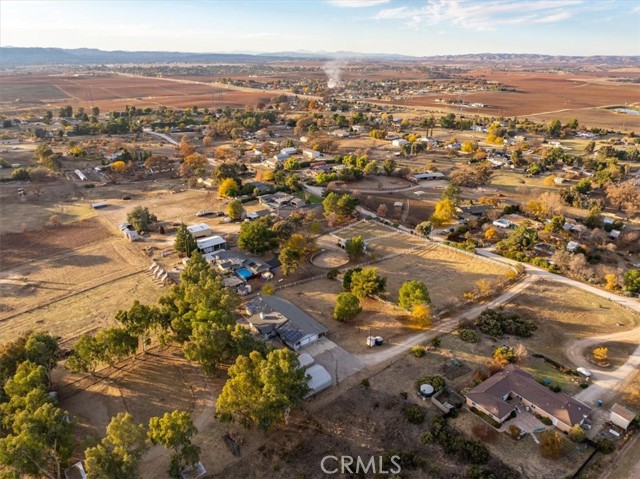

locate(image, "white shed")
[[610, 403, 636, 430], [305, 364, 332, 397], [187, 223, 213, 238], [303, 149, 320, 159]]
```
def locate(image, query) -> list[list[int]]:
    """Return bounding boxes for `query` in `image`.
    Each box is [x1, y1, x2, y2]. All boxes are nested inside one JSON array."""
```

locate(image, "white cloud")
[[373, 0, 594, 31], [328, 0, 390, 8]]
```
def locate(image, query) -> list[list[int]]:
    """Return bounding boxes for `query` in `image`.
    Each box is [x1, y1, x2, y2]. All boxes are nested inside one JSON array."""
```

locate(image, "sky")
[[1, 0, 639, 56]]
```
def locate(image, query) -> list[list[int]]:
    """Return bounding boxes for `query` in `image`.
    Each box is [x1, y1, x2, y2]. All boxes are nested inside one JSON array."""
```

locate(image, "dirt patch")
[[583, 341, 638, 369], [0, 217, 114, 270]]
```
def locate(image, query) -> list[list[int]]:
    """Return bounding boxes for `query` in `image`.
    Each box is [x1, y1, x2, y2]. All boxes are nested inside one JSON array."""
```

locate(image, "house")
[[457, 205, 493, 217], [196, 235, 226, 254], [610, 403, 636, 430], [187, 223, 213, 239], [465, 365, 592, 432], [566, 241, 581, 252], [492, 219, 512, 229], [273, 153, 289, 162], [609, 229, 621, 240], [409, 172, 446, 182], [205, 250, 270, 277], [246, 296, 328, 351], [259, 192, 296, 209], [281, 147, 297, 156], [303, 149, 321, 159]]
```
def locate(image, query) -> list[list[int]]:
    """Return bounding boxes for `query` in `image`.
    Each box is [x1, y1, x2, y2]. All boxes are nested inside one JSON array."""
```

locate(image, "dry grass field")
[[503, 280, 640, 364], [374, 243, 512, 309]]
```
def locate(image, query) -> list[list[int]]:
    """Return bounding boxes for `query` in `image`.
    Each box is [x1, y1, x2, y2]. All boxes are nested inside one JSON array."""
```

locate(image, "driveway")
[[302, 337, 364, 385]]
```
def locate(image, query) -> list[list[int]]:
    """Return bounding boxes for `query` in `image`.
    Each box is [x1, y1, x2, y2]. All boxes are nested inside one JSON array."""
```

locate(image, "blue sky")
[[1, 0, 638, 56]]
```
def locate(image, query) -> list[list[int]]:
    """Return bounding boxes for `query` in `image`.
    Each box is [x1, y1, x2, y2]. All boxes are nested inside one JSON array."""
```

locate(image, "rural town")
[[0, 1, 639, 478]]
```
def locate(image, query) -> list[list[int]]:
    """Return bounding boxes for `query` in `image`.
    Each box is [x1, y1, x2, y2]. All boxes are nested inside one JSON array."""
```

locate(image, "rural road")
[[476, 248, 640, 406]]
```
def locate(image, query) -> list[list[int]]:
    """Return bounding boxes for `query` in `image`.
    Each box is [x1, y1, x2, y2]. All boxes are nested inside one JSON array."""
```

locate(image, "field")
[[503, 279, 640, 365], [400, 71, 640, 131], [0, 73, 271, 114], [375, 243, 511, 310]]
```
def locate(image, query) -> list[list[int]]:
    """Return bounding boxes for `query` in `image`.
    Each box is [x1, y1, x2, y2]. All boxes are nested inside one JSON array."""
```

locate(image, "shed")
[[297, 353, 315, 369], [74, 169, 87, 181], [303, 149, 321, 159], [610, 403, 636, 430], [196, 235, 226, 253], [187, 223, 213, 239], [566, 241, 581, 252], [305, 364, 332, 397], [281, 147, 298, 156]]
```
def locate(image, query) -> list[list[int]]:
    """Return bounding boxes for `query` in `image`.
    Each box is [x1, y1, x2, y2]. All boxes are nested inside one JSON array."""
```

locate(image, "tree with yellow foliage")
[[593, 346, 608, 363], [218, 178, 240, 198], [111, 160, 127, 173], [411, 303, 432, 327], [430, 198, 456, 226]]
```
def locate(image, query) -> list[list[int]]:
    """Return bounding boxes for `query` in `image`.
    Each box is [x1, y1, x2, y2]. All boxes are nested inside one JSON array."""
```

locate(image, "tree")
[[398, 280, 431, 310], [238, 218, 277, 254], [624, 269, 640, 293], [539, 431, 564, 459], [450, 163, 492, 187], [261, 283, 275, 296], [127, 206, 157, 233], [411, 303, 432, 327], [65, 334, 104, 374], [442, 183, 461, 204], [350, 267, 386, 299], [148, 410, 200, 478], [546, 119, 562, 138], [226, 199, 244, 221], [174, 224, 197, 256], [363, 161, 378, 175], [179, 153, 206, 177], [323, 192, 357, 222], [84, 412, 149, 479], [333, 293, 361, 322], [415, 221, 432, 237], [606, 181, 640, 214], [218, 177, 240, 198], [593, 346, 608, 363], [94, 327, 138, 366], [115, 301, 162, 353], [216, 349, 309, 431], [279, 247, 301, 276], [431, 198, 456, 226], [568, 424, 586, 443], [344, 235, 365, 260], [382, 159, 397, 176], [493, 346, 517, 365]]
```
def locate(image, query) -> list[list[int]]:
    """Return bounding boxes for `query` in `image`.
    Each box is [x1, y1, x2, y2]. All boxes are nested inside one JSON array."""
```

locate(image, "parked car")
[[577, 367, 592, 378], [196, 210, 214, 217]]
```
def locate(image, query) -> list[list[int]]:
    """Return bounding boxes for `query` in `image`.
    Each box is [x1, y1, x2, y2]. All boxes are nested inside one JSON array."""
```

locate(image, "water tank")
[[419, 384, 435, 397], [367, 336, 376, 347]]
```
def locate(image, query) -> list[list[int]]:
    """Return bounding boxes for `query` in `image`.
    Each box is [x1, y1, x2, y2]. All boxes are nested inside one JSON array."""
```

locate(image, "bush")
[[261, 284, 275, 296], [333, 292, 362, 322], [403, 405, 425, 425], [475, 308, 536, 337], [539, 416, 553, 426], [419, 432, 433, 444], [431, 336, 442, 348], [508, 425, 522, 439], [568, 424, 586, 443], [459, 329, 479, 343], [549, 383, 561, 393], [360, 378, 370, 388], [596, 438, 615, 454], [411, 345, 426, 358], [326, 268, 338, 280], [540, 430, 564, 459]]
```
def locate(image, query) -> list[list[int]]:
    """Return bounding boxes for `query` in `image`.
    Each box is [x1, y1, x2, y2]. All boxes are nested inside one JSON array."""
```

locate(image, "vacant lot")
[[0, 271, 163, 344], [375, 244, 511, 310], [503, 280, 640, 365]]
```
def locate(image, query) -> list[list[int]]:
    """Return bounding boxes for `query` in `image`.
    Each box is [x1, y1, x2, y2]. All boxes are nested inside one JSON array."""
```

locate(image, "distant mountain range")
[[1, 47, 638, 66]]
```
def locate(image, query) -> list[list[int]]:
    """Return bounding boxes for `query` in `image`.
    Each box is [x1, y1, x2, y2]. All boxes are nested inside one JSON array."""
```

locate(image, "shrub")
[[596, 438, 615, 454], [508, 425, 522, 439], [475, 308, 536, 337], [539, 416, 553, 426], [261, 284, 275, 296], [333, 293, 362, 322], [403, 405, 425, 425], [411, 345, 426, 358], [419, 432, 433, 444], [360, 378, 370, 388], [326, 268, 338, 280], [492, 346, 517, 365], [459, 329, 479, 343], [549, 383, 561, 393], [540, 431, 564, 459], [568, 424, 586, 443], [431, 336, 442, 348]]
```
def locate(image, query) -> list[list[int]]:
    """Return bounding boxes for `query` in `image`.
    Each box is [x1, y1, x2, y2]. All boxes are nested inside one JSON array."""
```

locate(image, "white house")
[[303, 149, 320, 159], [187, 223, 213, 239], [196, 235, 226, 254], [281, 147, 297, 156], [391, 138, 409, 147]]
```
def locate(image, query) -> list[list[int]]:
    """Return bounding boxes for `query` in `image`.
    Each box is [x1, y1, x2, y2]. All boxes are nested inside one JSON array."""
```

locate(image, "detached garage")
[[187, 223, 213, 238], [196, 235, 226, 254]]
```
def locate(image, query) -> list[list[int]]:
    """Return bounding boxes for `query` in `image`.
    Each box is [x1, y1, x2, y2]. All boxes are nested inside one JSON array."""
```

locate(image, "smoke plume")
[[323, 59, 345, 89]]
